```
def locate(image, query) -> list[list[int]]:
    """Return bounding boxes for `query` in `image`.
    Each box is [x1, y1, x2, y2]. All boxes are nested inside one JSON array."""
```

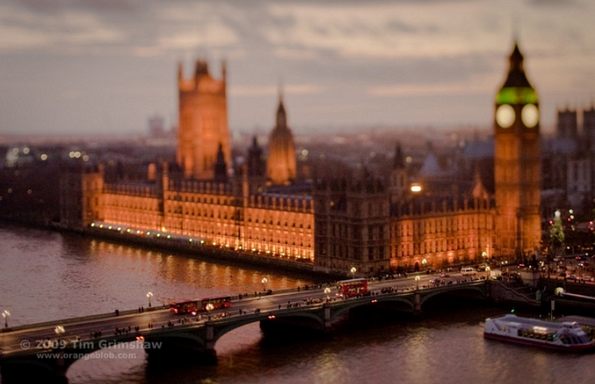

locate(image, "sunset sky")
[[0, 0, 593, 136]]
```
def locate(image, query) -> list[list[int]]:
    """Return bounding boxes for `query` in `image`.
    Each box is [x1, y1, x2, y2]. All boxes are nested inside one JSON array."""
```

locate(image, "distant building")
[[542, 105, 595, 214], [176, 60, 231, 180], [584, 106, 595, 146], [148, 115, 166, 138], [556, 108, 578, 139]]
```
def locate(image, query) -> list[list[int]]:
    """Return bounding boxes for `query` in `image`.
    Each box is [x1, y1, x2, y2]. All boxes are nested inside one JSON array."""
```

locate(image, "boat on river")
[[484, 314, 595, 352]]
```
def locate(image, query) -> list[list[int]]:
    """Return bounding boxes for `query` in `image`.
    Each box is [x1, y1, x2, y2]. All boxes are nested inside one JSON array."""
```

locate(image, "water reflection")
[[2, 224, 595, 384], [0, 224, 313, 326]]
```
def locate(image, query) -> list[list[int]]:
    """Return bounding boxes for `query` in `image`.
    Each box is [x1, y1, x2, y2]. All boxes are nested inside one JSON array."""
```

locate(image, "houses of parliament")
[[60, 43, 543, 276]]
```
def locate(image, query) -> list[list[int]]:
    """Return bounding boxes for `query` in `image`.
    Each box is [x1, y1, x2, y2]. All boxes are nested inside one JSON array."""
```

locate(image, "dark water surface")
[[0, 224, 593, 384]]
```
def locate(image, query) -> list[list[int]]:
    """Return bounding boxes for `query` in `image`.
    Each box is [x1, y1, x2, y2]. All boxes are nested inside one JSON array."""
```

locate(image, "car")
[[461, 267, 477, 276]]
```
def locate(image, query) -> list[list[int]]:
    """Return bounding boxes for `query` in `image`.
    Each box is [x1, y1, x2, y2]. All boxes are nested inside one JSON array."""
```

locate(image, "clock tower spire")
[[494, 41, 542, 259]]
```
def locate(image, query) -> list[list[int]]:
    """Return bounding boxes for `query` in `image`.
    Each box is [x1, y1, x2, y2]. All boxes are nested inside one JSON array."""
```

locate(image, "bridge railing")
[[1, 305, 169, 333]]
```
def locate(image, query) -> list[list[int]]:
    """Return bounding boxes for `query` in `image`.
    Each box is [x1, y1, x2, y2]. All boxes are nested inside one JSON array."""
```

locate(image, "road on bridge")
[[0, 270, 490, 357]]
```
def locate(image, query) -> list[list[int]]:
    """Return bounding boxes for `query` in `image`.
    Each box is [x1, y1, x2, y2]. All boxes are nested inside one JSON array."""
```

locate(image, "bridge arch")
[[212, 311, 326, 346], [1, 337, 155, 384], [419, 285, 487, 310], [332, 296, 415, 319]]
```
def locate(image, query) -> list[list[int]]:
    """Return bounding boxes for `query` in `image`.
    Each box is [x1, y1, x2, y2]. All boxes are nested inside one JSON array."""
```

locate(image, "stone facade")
[[390, 197, 495, 270]]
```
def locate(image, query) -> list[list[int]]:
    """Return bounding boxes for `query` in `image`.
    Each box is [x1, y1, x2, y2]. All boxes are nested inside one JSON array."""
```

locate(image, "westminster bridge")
[[0, 275, 512, 383]]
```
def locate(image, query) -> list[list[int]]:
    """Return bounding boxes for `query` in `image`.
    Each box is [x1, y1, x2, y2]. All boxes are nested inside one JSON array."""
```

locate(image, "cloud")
[[262, 2, 506, 60], [13, 0, 142, 13], [231, 83, 324, 97], [0, 4, 124, 52], [367, 80, 494, 97], [157, 23, 238, 50], [0, 25, 49, 51], [0, 0, 594, 134], [273, 47, 317, 60]]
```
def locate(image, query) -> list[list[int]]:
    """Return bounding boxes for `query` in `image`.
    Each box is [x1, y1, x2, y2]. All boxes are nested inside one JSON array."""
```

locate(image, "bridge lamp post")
[[146, 291, 153, 308], [205, 303, 214, 320], [324, 287, 331, 301], [2, 310, 10, 328], [350, 267, 357, 279], [415, 276, 421, 291], [54, 325, 65, 337], [261, 277, 268, 291], [552, 287, 565, 320]]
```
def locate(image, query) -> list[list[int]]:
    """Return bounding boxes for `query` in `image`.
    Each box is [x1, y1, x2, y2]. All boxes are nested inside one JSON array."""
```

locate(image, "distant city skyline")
[[0, 0, 593, 136]]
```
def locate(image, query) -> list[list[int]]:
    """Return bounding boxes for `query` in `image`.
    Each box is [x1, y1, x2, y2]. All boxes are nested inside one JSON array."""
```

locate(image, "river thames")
[[0, 224, 593, 384]]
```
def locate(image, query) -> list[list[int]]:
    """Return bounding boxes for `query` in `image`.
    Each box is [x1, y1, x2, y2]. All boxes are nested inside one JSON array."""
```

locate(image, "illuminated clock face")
[[496, 104, 515, 128], [521, 104, 539, 128]]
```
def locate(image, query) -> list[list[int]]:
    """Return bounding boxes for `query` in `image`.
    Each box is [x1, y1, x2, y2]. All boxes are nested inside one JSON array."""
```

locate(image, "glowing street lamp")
[[415, 275, 421, 290], [146, 291, 153, 308], [324, 287, 331, 301], [205, 302, 214, 320], [410, 183, 422, 193], [261, 277, 269, 291], [2, 310, 10, 328], [485, 266, 491, 280], [54, 325, 65, 336], [350, 266, 357, 278]]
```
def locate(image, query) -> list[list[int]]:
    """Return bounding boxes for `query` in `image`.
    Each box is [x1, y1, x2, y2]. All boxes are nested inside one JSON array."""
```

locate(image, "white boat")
[[484, 314, 595, 352]]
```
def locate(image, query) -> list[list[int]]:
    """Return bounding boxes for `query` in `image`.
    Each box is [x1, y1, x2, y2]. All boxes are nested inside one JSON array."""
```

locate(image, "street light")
[[261, 277, 269, 291], [54, 325, 65, 337], [485, 266, 491, 280], [421, 258, 428, 270], [2, 310, 10, 328], [146, 291, 153, 308], [415, 275, 421, 290], [350, 266, 357, 278], [205, 302, 214, 320], [552, 287, 566, 320], [324, 287, 331, 301]]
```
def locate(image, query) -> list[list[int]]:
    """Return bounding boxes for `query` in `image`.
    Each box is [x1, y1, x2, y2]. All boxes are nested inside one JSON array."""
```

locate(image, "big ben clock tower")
[[494, 41, 541, 259]]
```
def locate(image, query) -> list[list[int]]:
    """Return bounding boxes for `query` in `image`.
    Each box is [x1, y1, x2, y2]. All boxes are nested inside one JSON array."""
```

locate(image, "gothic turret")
[[247, 136, 265, 178], [389, 142, 408, 202], [214, 143, 228, 183], [266, 89, 297, 185]]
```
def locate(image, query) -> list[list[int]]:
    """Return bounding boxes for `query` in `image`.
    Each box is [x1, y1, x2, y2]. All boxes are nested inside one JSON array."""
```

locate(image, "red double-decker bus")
[[336, 278, 368, 298], [169, 300, 200, 315], [170, 296, 232, 315], [200, 296, 232, 311]]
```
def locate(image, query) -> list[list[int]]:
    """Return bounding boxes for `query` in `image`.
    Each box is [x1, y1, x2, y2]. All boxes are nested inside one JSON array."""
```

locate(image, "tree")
[[549, 210, 565, 253]]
